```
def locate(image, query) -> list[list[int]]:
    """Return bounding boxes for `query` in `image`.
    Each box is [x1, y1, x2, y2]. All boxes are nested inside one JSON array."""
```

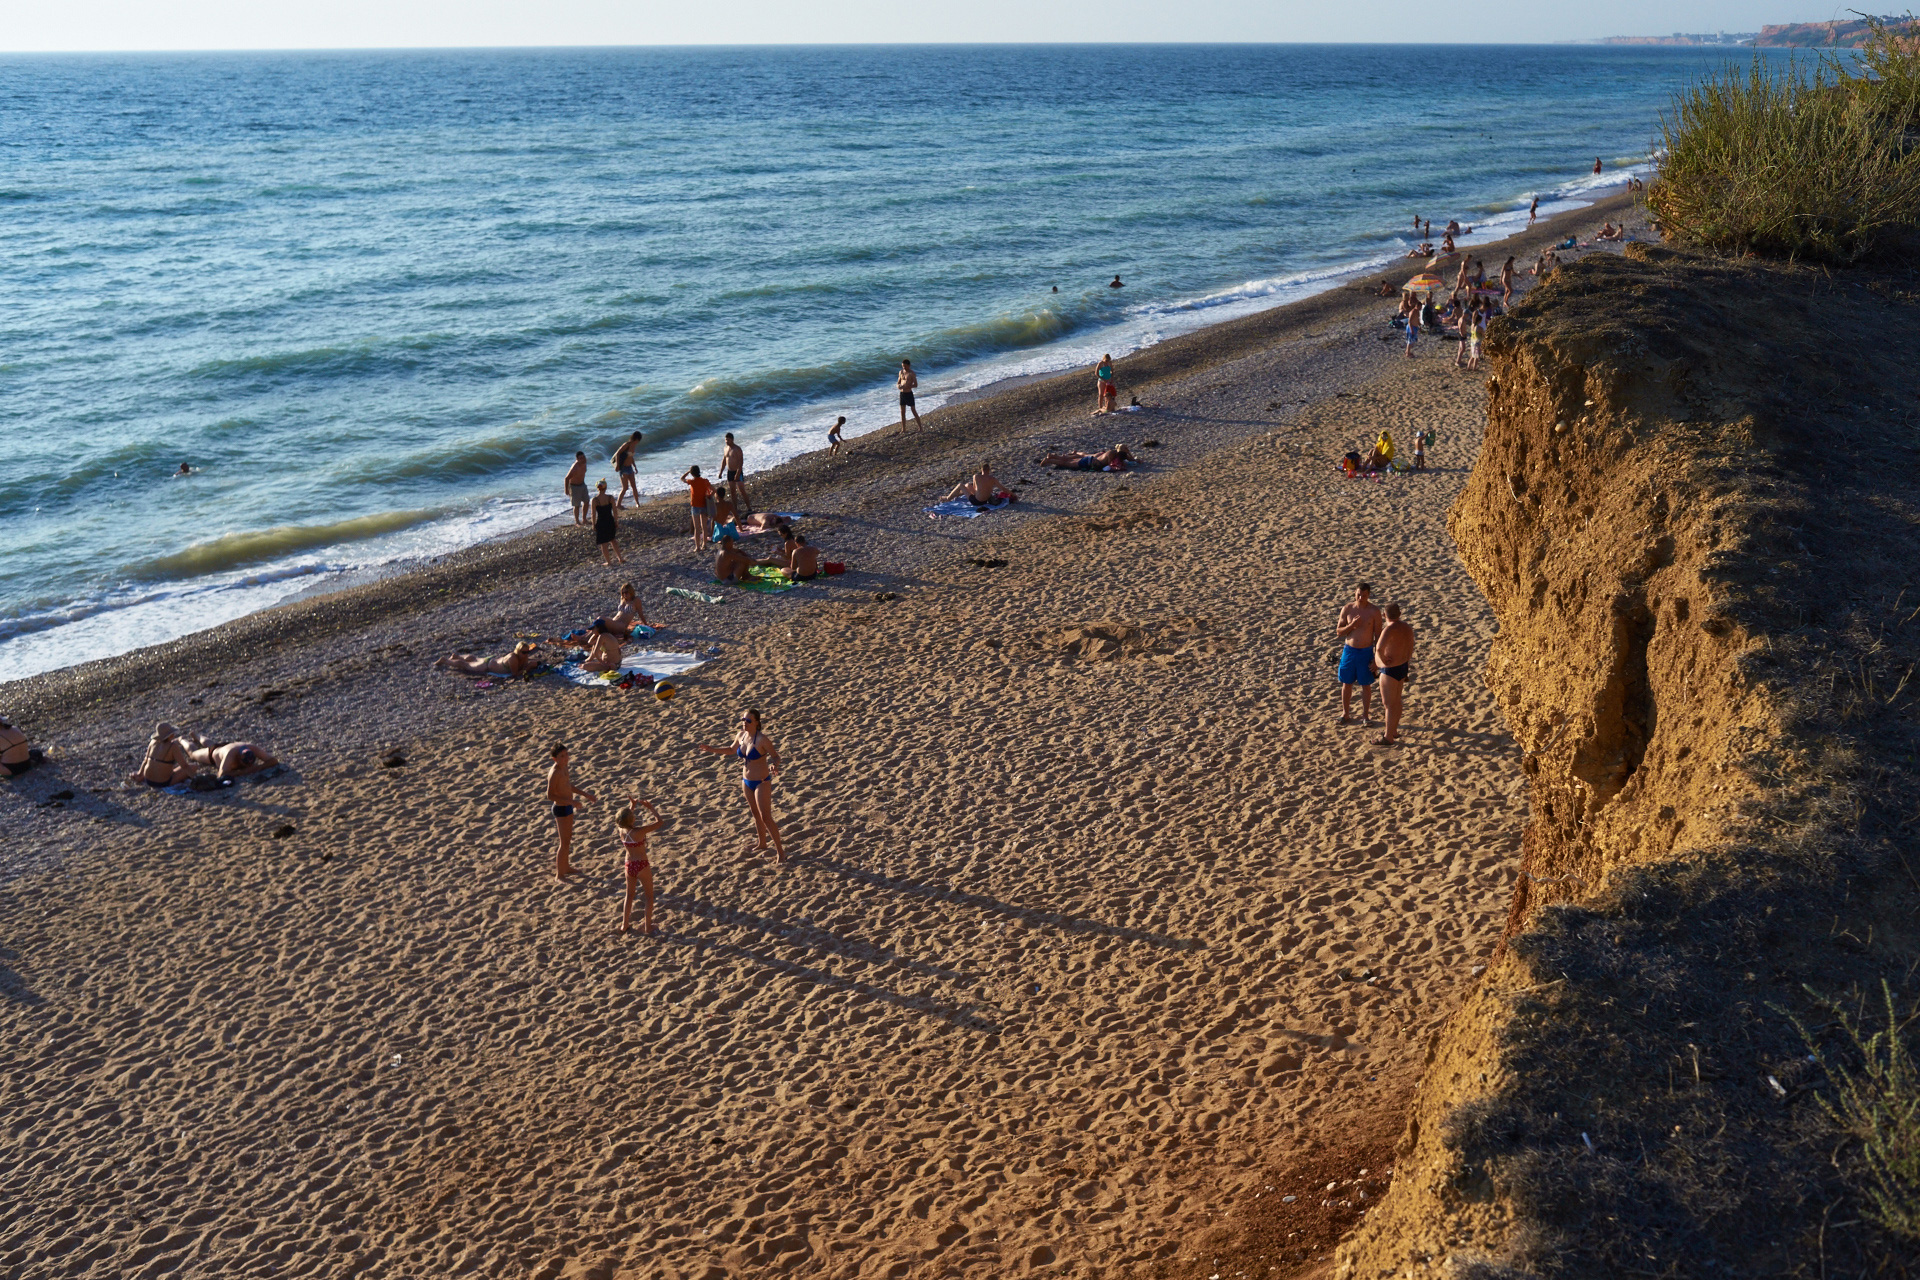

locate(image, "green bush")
[[1649, 30, 1920, 264], [1800, 982, 1920, 1242]]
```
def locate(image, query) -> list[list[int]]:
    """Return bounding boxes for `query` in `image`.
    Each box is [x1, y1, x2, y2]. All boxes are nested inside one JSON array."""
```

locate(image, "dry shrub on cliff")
[[1799, 982, 1920, 1243], [1650, 38, 1920, 263]]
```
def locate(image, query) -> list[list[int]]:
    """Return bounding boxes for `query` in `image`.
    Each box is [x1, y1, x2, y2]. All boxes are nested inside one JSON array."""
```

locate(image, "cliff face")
[[1337, 248, 1920, 1277], [1754, 17, 1900, 46]]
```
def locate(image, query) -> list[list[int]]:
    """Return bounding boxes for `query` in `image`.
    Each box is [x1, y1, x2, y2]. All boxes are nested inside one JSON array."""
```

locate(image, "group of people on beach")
[[128, 724, 279, 788], [543, 706, 784, 935], [1335, 584, 1417, 746]]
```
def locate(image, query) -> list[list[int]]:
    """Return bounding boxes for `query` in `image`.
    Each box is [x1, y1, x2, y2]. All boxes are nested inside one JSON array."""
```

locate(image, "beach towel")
[[735, 567, 801, 593], [925, 497, 1011, 519], [666, 587, 724, 605], [555, 650, 708, 688]]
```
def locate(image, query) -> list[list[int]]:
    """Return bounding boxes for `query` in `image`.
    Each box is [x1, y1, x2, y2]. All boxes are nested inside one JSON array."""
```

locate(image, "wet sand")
[[2, 195, 1637, 1279]]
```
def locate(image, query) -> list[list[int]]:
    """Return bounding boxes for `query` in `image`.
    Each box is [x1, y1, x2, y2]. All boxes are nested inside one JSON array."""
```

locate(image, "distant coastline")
[[1596, 15, 1913, 48]]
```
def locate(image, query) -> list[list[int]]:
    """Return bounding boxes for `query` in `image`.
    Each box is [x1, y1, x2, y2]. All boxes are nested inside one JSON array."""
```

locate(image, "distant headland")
[[1596, 15, 1911, 47]]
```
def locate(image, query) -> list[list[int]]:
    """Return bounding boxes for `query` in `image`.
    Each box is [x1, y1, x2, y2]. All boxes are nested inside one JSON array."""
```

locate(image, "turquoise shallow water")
[[0, 44, 1788, 680]]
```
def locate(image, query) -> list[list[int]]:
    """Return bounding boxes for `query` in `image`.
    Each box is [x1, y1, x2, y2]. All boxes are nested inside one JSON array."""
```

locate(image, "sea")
[[0, 44, 1798, 682]]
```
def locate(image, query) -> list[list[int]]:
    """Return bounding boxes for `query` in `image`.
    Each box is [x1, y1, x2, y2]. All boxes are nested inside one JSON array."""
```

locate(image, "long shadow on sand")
[[652, 890, 976, 986], [660, 928, 1002, 1033], [0, 946, 43, 1006], [808, 856, 1199, 952]]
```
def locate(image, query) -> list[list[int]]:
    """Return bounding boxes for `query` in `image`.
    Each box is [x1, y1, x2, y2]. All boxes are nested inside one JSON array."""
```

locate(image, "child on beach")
[[828, 416, 846, 456], [546, 744, 598, 879], [1412, 431, 1428, 472], [1403, 318, 1418, 359], [614, 797, 663, 934]]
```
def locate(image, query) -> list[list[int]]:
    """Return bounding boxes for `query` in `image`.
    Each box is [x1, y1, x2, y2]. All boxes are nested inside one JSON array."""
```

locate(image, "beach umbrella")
[[1405, 274, 1444, 291]]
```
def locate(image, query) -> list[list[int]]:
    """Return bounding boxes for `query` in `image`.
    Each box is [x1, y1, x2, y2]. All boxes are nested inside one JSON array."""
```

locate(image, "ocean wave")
[[129, 508, 442, 582]]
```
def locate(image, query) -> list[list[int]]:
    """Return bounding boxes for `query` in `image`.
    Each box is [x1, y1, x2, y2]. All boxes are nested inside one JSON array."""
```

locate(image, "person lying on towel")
[[1035, 445, 1133, 472]]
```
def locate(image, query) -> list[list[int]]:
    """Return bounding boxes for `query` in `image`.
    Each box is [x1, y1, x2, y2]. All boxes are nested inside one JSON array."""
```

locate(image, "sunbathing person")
[[604, 582, 650, 636], [1365, 431, 1396, 473], [784, 536, 822, 581], [129, 723, 197, 787], [944, 462, 1013, 506], [0, 715, 36, 778], [713, 535, 752, 584], [1596, 222, 1623, 241], [433, 641, 540, 678], [1037, 445, 1133, 471], [1407, 242, 1434, 258], [202, 740, 279, 779], [581, 620, 626, 673]]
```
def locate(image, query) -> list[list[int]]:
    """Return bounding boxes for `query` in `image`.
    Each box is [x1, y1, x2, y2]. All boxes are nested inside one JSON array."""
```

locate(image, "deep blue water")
[[0, 44, 1787, 679]]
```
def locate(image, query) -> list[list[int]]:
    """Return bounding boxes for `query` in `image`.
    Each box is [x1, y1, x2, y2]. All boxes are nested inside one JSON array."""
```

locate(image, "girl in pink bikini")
[[614, 797, 663, 935]]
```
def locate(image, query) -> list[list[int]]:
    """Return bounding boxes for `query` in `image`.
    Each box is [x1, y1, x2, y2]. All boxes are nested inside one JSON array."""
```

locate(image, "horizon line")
[[0, 39, 1781, 56]]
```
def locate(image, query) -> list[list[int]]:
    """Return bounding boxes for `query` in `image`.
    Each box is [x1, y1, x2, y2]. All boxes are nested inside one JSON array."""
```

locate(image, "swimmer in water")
[[175, 463, 193, 476], [1109, 275, 1124, 288]]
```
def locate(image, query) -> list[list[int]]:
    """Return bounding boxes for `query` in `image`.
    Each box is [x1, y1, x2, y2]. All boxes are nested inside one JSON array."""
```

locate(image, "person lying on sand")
[[1406, 242, 1434, 258], [434, 641, 540, 678], [580, 620, 626, 673], [546, 744, 597, 880], [0, 716, 37, 778], [129, 723, 197, 787], [945, 462, 1014, 505], [208, 741, 280, 779], [1036, 445, 1132, 472], [713, 535, 752, 584], [783, 536, 821, 581], [614, 797, 664, 935], [603, 581, 650, 637]]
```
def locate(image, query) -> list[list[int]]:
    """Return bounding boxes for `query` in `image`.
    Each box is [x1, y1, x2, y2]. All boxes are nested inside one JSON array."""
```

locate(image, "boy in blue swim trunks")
[[1336, 582, 1385, 725]]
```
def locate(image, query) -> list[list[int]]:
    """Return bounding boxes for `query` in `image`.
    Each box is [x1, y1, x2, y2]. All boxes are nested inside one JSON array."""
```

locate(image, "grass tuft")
[[1649, 19, 1920, 263], [1798, 981, 1920, 1242]]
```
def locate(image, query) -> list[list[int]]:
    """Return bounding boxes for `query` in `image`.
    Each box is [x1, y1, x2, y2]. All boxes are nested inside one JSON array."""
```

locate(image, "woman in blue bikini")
[[692, 709, 785, 863]]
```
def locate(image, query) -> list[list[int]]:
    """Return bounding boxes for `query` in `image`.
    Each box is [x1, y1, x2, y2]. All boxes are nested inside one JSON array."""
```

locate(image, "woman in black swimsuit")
[[691, 709, 785, 862], [591, 480, 625, 566]]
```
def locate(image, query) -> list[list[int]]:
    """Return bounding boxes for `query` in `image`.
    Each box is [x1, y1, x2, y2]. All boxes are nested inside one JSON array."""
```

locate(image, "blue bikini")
[[737, 740, 767, 790]]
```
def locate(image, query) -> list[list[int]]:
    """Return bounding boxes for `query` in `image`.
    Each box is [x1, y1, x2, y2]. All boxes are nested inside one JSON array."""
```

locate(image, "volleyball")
[[653, 682, 676, 701]]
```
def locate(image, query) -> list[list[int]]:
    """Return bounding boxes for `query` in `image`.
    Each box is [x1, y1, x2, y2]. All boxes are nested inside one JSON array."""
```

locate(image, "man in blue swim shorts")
[[1336, 582, 1385, 725]]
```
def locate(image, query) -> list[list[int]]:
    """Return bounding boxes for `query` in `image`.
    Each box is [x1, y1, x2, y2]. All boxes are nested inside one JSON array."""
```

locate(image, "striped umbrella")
[[1405, 274, 1445, 292]]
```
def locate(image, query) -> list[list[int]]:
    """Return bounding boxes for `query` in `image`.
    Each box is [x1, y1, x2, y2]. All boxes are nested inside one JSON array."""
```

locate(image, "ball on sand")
[[654, 682, 676, 701]]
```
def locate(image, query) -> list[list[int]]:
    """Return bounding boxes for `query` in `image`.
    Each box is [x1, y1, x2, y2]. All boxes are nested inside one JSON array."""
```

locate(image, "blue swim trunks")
[[1338, 645, 1377, 686]]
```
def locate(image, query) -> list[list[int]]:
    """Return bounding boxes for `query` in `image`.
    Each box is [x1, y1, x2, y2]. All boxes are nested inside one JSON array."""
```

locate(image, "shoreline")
[[1, 192, 1650, 1280], [0, 177, 1638, 690], [1, 189, 1635, 734]]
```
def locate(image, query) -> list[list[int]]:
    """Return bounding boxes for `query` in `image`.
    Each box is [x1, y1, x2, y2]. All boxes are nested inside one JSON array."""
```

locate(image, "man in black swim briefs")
[[897, 359, 922, 431], [545, 744, 598, 880], [1372, 602, 1416, 745]]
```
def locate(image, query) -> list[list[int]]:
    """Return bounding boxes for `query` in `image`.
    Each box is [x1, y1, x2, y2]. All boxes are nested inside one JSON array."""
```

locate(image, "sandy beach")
[[3, 196, 1639, 1278]]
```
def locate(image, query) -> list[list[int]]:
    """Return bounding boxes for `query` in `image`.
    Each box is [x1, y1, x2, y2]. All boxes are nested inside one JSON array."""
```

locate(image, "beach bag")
[[824, 562, 846, 575], [1341, 452, 1362, 478]]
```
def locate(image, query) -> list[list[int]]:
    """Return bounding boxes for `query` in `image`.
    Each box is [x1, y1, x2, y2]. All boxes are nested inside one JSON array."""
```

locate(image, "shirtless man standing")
[[1336, 583, 1385, 725], [546, 744, 598, 880], [1372, 603, 1416, 744], [897, 359, 922, 431], [719, 432, 751, 515], [564, 452, 591, 526]]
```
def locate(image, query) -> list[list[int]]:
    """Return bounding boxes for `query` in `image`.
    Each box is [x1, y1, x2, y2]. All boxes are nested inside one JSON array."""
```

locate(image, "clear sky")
[[4, 1, 1831, 53]]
